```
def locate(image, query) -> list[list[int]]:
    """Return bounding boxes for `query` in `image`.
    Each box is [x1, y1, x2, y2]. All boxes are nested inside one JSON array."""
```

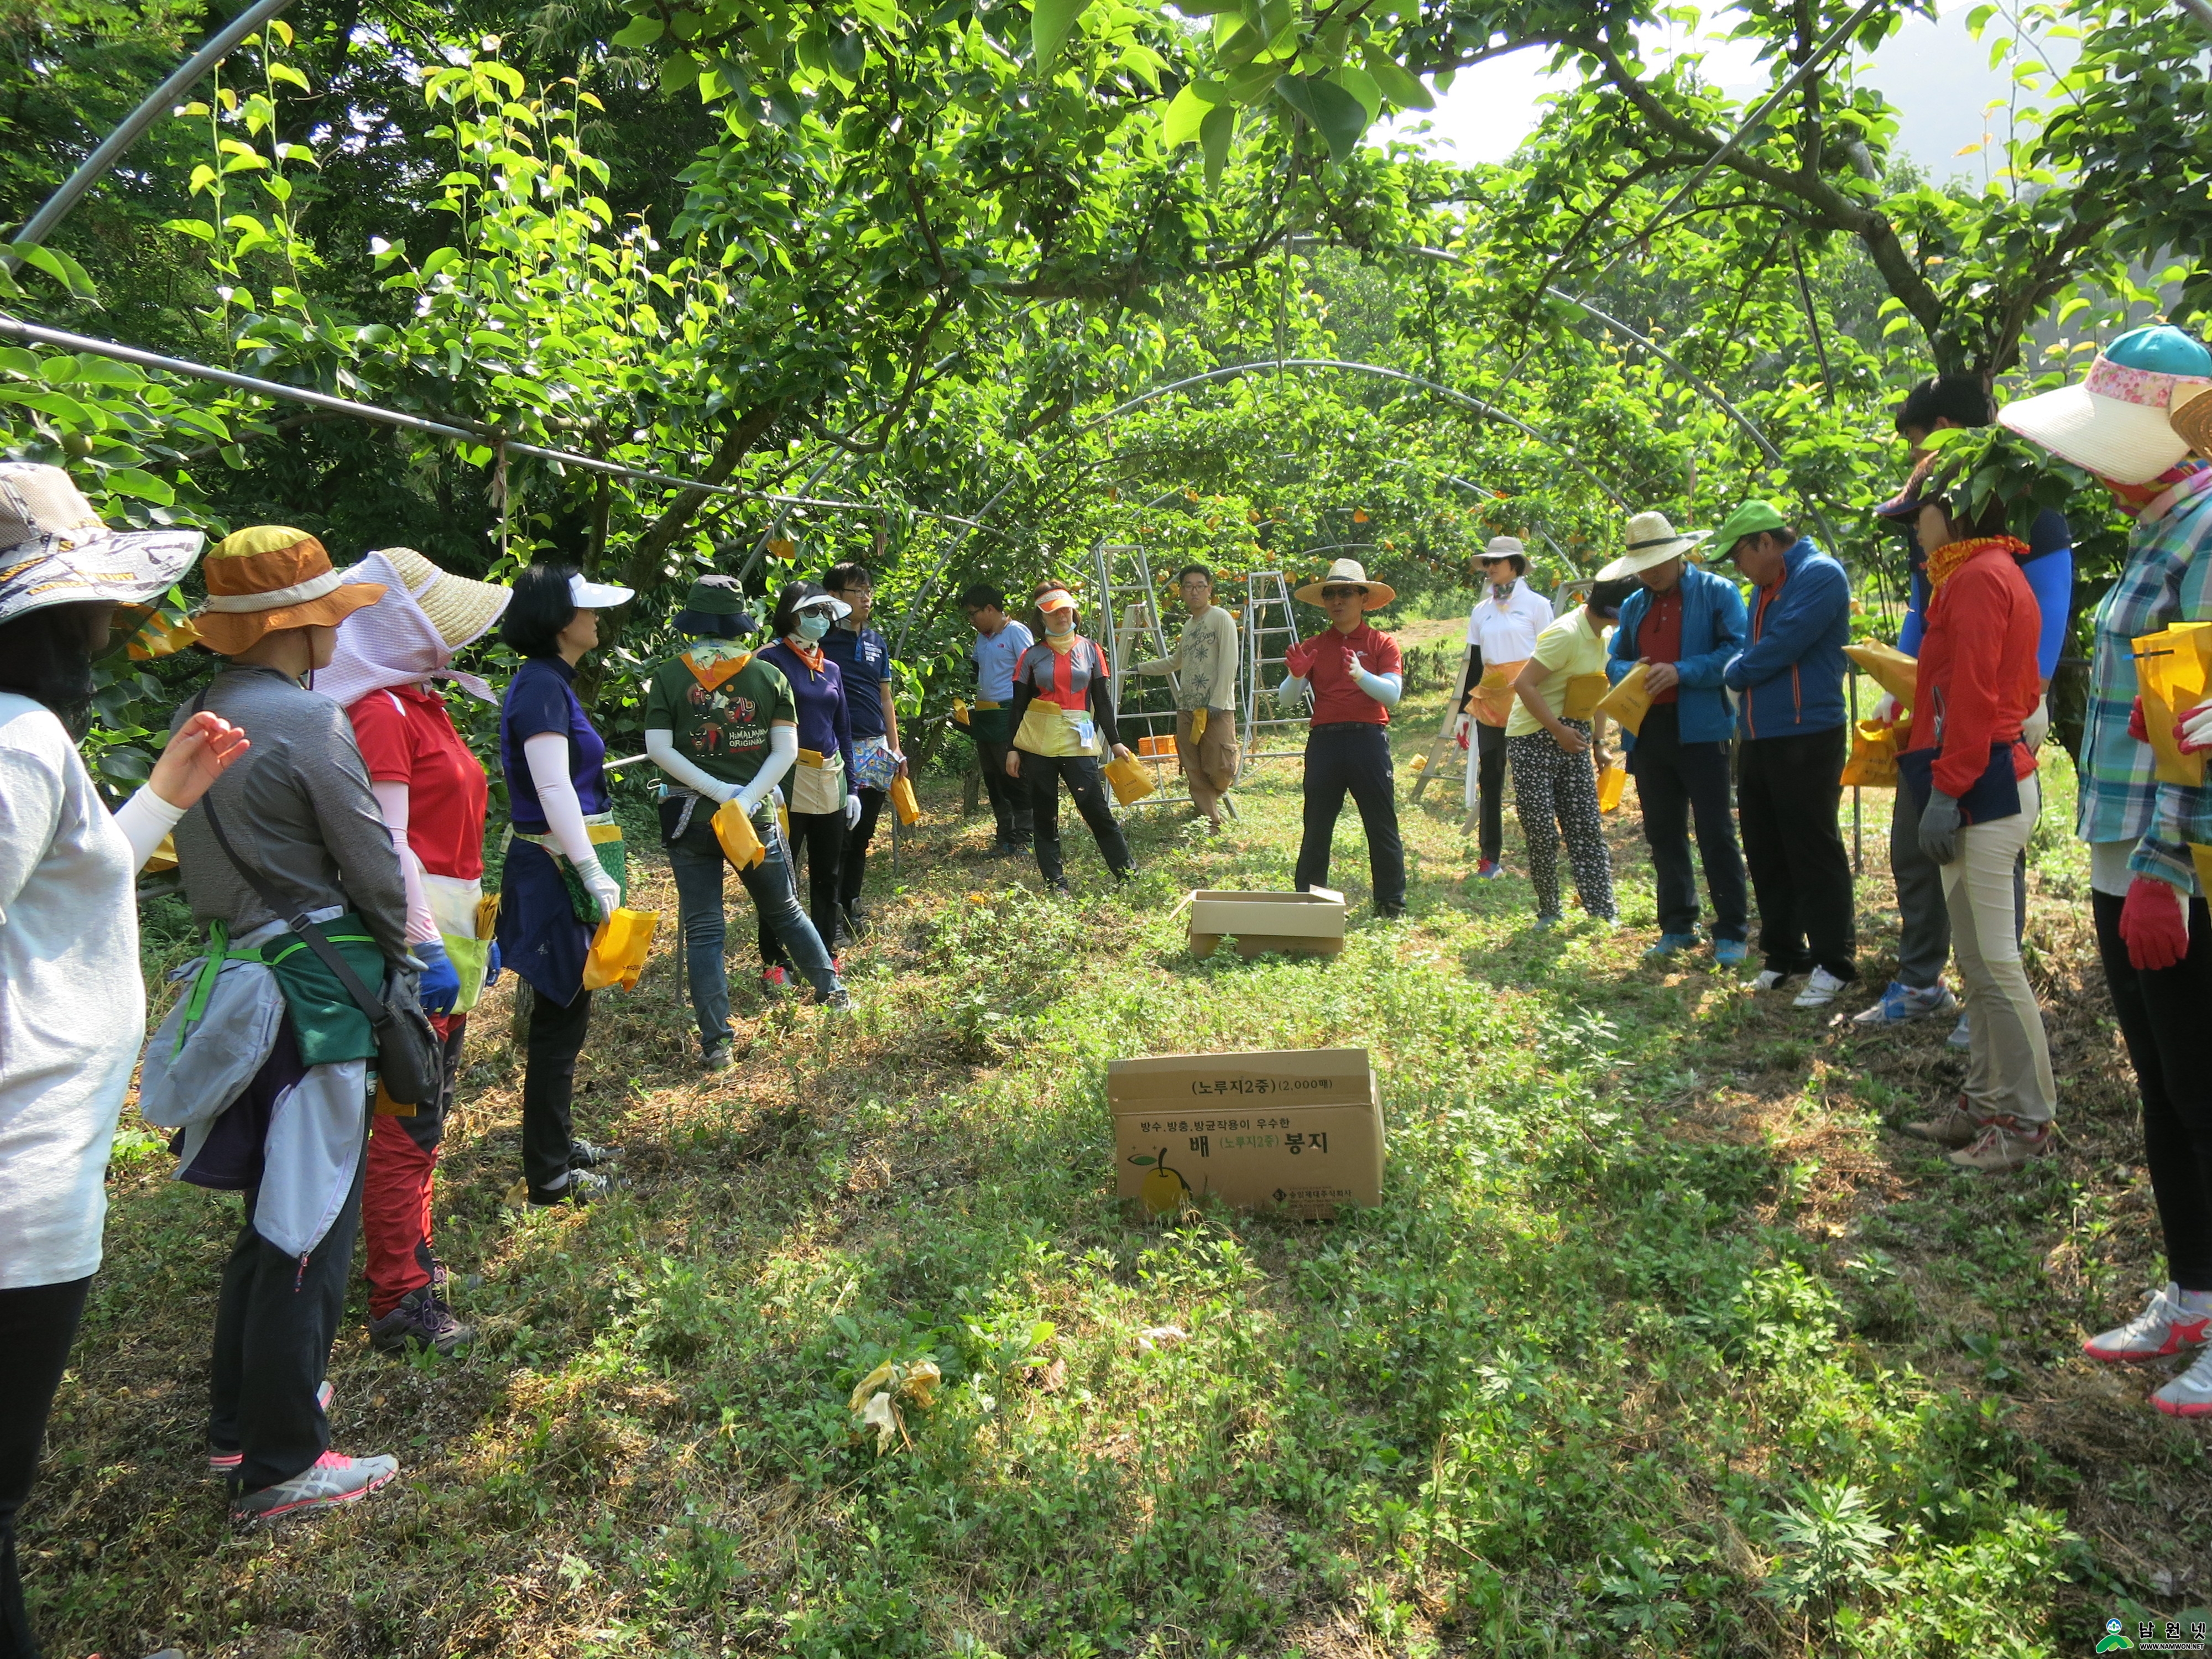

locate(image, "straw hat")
[[1595, 511, 1709, 581], [2175, 384, 2212, 457], [375, 546, 510, 650], [1999, 325, 2212, 484], [190, 525, 383, 654], [1293, 556, 1395, 609], [0, 462, 204, 625], [1480, 535, 1528, 568]]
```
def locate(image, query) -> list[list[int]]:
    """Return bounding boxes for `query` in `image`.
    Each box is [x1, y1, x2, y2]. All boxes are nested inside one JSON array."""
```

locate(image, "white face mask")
[[1044, 614, 1075, 637]]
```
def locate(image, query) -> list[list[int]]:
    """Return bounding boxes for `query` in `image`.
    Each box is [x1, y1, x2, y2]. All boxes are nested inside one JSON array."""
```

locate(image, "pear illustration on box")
[[1128, 1149, 1190, 1214]]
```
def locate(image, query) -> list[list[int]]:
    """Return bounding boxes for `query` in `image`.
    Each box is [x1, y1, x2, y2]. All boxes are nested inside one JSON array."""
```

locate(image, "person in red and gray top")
[[1888, 472, 2057, 1174], [1278, 558, 1406, 917]]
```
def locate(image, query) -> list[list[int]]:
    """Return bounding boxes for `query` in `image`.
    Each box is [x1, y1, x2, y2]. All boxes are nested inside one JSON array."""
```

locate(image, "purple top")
[[760, 639, 855, 787], [500, 655, 608, 832]]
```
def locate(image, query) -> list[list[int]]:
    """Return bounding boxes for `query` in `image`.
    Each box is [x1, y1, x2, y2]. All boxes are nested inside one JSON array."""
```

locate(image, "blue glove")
[[483, 941, 502, 989], [414, 937, 461, 1016]]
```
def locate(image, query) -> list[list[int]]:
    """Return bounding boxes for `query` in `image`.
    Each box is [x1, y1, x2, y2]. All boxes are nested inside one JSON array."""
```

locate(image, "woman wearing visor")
[[756, 582, 863, 982], [495, 564, 633, 1207], [1005, 585, 1137, 893]]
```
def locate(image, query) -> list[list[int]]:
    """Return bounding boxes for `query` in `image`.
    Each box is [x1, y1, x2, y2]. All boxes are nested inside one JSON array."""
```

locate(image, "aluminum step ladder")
[[1241, 569, 1306, 765], [1406, 638, 1474, 808], [1089, 539, 1187, 809]]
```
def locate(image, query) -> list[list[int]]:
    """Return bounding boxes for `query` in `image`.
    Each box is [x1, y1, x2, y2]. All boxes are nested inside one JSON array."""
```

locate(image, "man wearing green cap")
[[1716, 501, 1858, 1006]]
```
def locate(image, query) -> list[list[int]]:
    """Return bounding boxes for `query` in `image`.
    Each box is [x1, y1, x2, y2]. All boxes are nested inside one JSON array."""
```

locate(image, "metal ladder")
[[1241, 569, 1306, 764], [1406, 641, 1474, 807], [1089, 540, 1187, 808]]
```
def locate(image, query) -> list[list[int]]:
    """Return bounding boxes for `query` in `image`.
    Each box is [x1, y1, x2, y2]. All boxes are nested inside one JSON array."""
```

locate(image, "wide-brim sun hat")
[[568, 572, 634, 609], [1595, 511, 1710, 581], [191, 525, 384, 654], [1293, 556, 1395, 609], [1999, 325, 2212, 484], [374, 546, 510, 650], [0, 461, 205, 627], [673, 572, 758, 638], [2175, 384, 2212, 458], [1480, 535, 1527, 564]]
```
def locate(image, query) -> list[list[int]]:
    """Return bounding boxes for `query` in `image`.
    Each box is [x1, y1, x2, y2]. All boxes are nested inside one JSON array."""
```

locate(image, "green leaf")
[[0, 347, 38, 377], [0, 386, 97, 425], [611, 13, 665, 46], [420, 246, 462, 278], [70, 356, 144, 387], [1329, 64, 1381, 124], [161, 218, 217, 242], [1199, 103, 1234, 186], [1359, 42, 1433, 111], [102, 467, 175, 505], [1274, 73, 1368, 162], [1164, 82, 1215, 147], [1031, 0, 1095, 72]]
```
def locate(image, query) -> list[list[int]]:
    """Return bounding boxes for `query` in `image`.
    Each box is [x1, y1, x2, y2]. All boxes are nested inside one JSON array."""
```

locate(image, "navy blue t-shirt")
[[823, 623, 894, 742], [1900, 505, 2072, 677], [499, 655, 609, 832]]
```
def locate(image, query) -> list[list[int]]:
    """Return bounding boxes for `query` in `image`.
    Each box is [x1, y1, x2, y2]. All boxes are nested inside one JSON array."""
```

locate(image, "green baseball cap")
[[1712, 499, 1789, 554]]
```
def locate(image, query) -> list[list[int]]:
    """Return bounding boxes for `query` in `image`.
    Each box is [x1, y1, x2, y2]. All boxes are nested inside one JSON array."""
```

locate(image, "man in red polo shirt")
[[1279, 558, 1407, 917]]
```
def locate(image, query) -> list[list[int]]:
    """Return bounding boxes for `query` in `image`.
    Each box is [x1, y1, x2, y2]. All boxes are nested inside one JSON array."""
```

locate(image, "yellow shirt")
[[1505, 607, 1613, 738]]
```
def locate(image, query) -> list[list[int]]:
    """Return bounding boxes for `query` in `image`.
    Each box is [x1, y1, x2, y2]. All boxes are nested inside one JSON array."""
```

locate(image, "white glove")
[[582, 864, 621, 924], [844, 792, 862, 830], [2021, 694, 2051, 752], [1275, 673, 1310, 705], [1871, 691, 1900, 727], [1453, 710, 1471, 740], [2174, 696, 2212, 755]]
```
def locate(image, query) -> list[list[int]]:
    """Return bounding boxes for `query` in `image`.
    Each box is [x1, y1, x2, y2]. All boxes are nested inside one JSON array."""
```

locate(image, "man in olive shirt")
[[643, 576, 847, 1067], [1134, 564, 1241, 827]]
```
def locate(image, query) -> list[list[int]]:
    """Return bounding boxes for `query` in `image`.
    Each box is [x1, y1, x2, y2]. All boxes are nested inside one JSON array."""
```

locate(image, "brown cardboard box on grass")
[[1109, 1047, 1383, 1220], [1186, 886, 1346, 959]]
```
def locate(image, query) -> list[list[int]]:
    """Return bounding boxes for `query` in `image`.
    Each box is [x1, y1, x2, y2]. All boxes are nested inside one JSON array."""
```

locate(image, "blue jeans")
[[666, 805, 842, 1048]]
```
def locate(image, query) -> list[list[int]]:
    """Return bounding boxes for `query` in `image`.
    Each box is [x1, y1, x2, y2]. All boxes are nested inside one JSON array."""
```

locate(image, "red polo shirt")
[[1640, 588, 1683, 705], [348, 682, 489, 880], [1285, 623, 1403, 726]]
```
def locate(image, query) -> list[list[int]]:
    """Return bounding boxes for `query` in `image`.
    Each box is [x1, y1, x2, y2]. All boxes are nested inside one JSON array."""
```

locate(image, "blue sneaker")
[[1713, 938, 1750, 967], [1644, 932, 1700, 959], [1850, 980, 1959, 1027]]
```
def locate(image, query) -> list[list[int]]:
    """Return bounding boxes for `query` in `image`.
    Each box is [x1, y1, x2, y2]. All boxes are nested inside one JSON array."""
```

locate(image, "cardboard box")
[[1186, 887, 1345, 960], [1109, 1047, 1383, 1220]]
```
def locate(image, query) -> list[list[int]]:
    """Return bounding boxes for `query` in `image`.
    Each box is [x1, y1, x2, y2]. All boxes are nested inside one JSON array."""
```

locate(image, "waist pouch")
[[790, 749, 847, 816], [1898, 742, 2021, 825], [514, 816, 627, 922]]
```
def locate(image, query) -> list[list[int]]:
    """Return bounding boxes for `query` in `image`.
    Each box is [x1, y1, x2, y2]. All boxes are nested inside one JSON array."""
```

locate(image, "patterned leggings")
[[1506, 721, 1616, 922]]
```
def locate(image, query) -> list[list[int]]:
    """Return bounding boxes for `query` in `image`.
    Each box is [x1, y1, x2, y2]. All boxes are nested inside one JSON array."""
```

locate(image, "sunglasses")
[[1320, 586, 1366, 599]]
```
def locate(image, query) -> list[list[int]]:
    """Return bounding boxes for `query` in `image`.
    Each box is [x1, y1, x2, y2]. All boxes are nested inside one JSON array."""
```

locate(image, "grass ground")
[[25, 664, 2212, 1658]]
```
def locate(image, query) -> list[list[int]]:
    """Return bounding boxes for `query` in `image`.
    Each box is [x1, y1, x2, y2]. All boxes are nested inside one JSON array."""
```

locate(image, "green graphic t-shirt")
[[642, 649, 797, 790]]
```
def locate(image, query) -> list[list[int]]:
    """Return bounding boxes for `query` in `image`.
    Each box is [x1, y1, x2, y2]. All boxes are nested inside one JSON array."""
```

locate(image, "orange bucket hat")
[[191, 525, 385, 654]]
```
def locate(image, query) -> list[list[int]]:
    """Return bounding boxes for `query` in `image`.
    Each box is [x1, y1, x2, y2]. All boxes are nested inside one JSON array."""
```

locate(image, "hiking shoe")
[[1376, 902, 1405, 920], [1751, 969, 1799, 993], [1472, 860, 1503, 880], [567, 1138, 619, 1170], [2152, 1347, 2212, 1417], [211, 1382, 331, 1477], [1532, 912, 1559, 931], [1945, 1117, 2052, 1173], [1644, 932, 1700, 960], [2084, 1285, 2212, 1364], [761, 966, 790, 998], [823, 987, 854, 1013], [230, 1449, 398, 1525], [1713, 938, 1750, 967], [1793, 967, 1849, 1009], [702, 1039, 734, 1072], [1852, 980, 1959, 1027], [368, 1288, 474, 1357], [1948, 1010, 1973, 1050], [1902, 1096, 1985, 1148], [530, 1168, 611, 1207]]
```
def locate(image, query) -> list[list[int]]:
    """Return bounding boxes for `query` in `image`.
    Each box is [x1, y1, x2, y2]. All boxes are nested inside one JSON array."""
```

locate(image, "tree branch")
[[620, 403, 782, 590]]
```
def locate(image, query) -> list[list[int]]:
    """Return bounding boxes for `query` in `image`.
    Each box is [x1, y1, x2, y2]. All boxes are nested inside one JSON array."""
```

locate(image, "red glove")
[[2128, 695, 2148, 742], [2119, 875, 2193, 973]]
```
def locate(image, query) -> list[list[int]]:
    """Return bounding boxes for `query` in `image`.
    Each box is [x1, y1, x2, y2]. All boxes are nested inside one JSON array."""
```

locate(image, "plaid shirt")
[[2078, 465, 2212, 891]]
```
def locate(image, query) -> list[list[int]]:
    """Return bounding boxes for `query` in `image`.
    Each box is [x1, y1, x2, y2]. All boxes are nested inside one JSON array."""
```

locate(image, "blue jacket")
[[1721, 537, 1851, 740], [1605, 566, 1747, 749]]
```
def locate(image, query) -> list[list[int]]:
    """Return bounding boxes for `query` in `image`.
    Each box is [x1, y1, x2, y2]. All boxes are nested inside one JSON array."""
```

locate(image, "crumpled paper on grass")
[[848, 1358, 943, 1453]]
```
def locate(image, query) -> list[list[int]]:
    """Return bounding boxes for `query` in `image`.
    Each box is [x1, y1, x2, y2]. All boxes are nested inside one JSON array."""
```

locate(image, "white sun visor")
[[568, 574, 635, 609]]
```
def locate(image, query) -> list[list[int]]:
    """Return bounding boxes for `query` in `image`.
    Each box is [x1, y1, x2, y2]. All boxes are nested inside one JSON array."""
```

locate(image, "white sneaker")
[[2084, 1284, 2212, 1363], [230, 1449, 398, 1524], [2153, 1345, 2212, 1417], [1792, 967, 1849, 1009], [1751, 969, 1798, 993]]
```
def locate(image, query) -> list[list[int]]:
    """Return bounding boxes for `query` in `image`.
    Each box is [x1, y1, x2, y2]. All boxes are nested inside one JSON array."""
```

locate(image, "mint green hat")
[[1712, 499, 1790, 555]]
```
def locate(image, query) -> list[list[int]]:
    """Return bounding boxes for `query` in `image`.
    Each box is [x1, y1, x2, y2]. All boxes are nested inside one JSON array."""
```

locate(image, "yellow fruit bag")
[[1844, 641, 1919, 709], [712, 797, 767, 869], [582, 907, 659, 992], [889, 773, 921, 826], [1597, 760, 1627, 813], [1838, 718, 1900, 789], [1593, 663, 1653, 737], [1561, 672, 1609, 722], [2135, 622, 2212, 788], [1104, 754, 1156, 805]]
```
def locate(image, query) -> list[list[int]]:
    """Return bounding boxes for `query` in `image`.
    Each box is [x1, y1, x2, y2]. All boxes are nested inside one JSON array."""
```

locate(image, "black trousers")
[[1737, 727, 1856, 979], [2094, 889, 2212, 1291], [210, 1138, 367, 1493], [522, 982, 593, 1201], [1296, 723, 1406, 910], [841, 785, 888, 909], [1630, 705, 1749, 942], [972, 732, 1032, 848], [1016, 752, 1131, 885], [0, 1275, 89, 1659], [761, 808, 847, 962], [1473, 718, 1507, 864]]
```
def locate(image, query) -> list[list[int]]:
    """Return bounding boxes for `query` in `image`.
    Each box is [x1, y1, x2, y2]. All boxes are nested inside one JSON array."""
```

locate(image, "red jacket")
[[1903, 539, 2041, 798]]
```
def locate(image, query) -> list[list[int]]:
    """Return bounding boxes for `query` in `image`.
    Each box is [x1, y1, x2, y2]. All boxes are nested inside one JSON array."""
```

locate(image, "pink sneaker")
[[209, 1380, 332, 1478], [230, 1448, 398, 1524], [2084, 1285, 2212, 1363]]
